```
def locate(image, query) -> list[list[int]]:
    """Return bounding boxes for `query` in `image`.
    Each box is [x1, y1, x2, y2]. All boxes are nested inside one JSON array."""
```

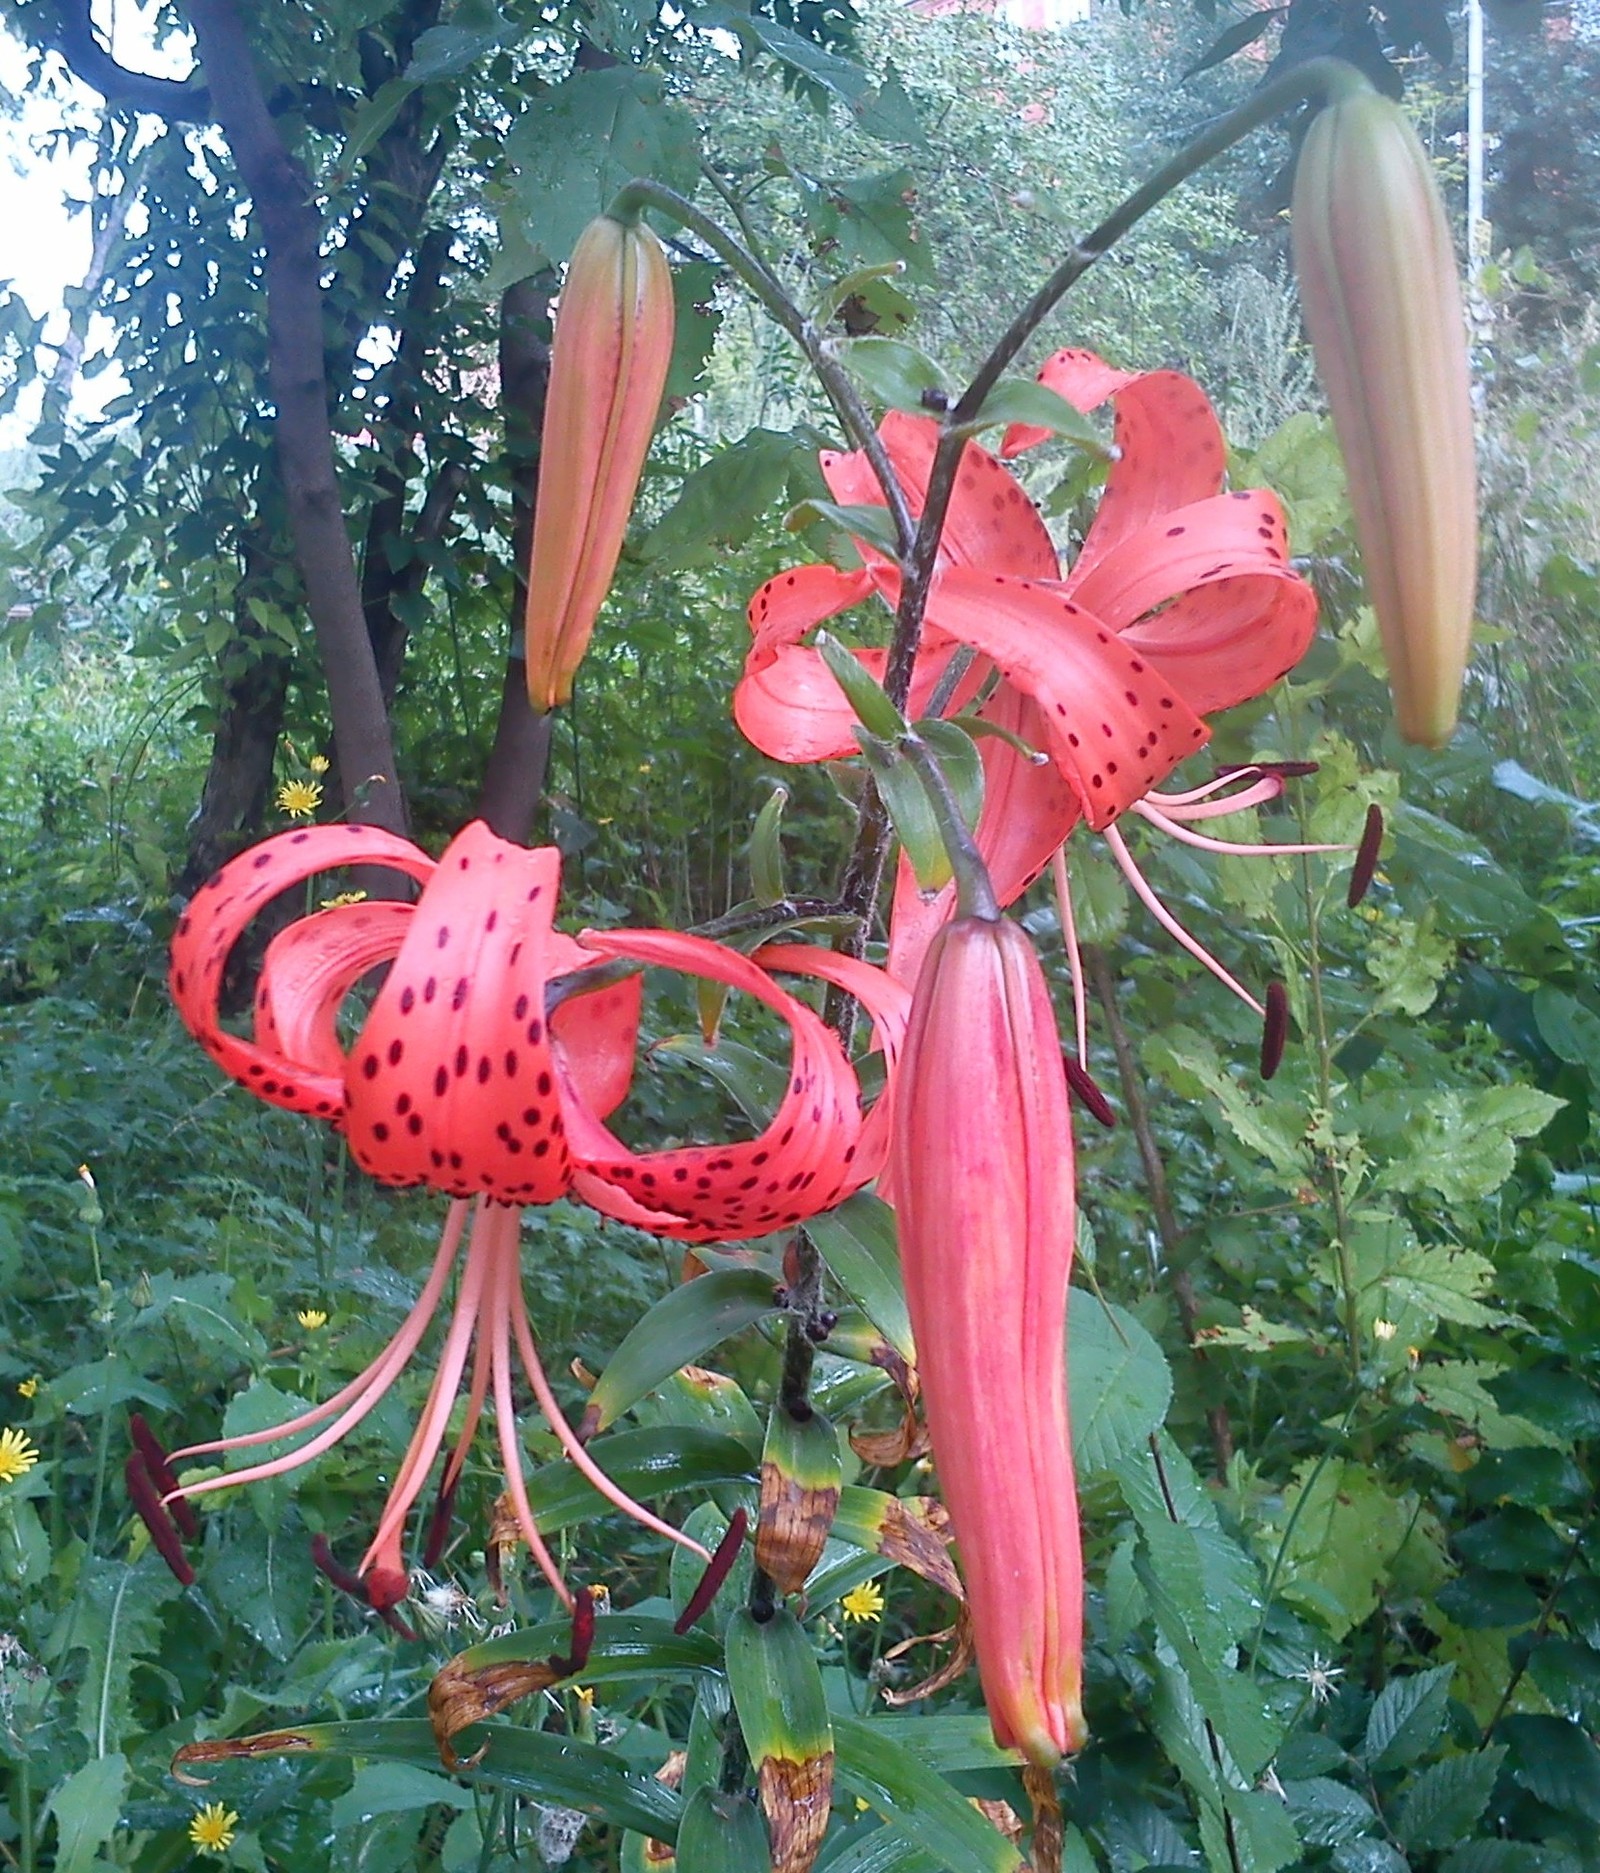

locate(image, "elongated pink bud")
[[888, 914, 1085, 1766], [523, 213, 675, 711], [1292, 84, 1477, 747]]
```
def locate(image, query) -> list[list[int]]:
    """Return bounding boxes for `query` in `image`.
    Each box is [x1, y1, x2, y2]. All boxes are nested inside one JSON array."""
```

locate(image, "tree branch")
[[41, 0, 211, 119]]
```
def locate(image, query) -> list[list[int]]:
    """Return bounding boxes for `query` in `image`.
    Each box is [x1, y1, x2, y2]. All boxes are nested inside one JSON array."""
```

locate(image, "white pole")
[[1466, 0, 1490, 341]]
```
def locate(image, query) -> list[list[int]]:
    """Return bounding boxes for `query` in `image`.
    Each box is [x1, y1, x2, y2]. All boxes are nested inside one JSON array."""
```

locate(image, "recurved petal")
[[254, 899, 415, 1108], [922, 569, 1209, 829], [734, 562, 979, 765], [752, 942, 912, 1183], [1065, 490, 1317, 714], [565, 928, 866, 1242], [547, 935, 642, 1121], [1003, 352, 1228, 580], [342, 824, 574, 1203], [170, 824, 435, 1118], [825, 413, 1059, 578]]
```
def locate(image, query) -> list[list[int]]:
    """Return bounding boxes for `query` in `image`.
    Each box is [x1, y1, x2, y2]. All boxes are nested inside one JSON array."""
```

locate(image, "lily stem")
[[897, 731, 999, 923], [1087, 944, 1234, 1481], [605, 179, 917, 557], [883, 55, 1371, 721]]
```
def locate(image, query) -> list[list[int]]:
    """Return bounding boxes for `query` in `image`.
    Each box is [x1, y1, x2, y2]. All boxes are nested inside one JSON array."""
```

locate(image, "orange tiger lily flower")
[[166, 820, 903, 1611]]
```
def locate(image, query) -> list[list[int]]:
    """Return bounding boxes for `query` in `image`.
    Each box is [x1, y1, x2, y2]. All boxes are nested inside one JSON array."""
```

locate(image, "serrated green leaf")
[[506, 69, 700, 267], [1395, 1748, 1504, 1851], [639, 430, 808, 569], [581, 1269, 781, 1438], [1283, 1776, 1378, 1849], [1363, 1665, 1454, 1770], [1379, 1086, 1562, 1205], [46, 1752, 128, 1873], [1143, 1025, 1308, 1181], [1502, 1713, 1600, 1820], [834, 1715, 1027, 1873], [1069, 1290, 1172, 1474], [1440, 1845, 1549, 1873]]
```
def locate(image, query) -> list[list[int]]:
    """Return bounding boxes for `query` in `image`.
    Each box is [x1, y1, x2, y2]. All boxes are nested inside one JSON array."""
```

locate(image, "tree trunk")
[[476, 273, 557, 845], [181, 616, 293, 893], [188, 0, 407, 837]]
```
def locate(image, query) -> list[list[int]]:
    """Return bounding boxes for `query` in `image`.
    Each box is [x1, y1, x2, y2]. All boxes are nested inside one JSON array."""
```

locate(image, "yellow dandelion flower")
[[308, 754, 331, 774], [276, 779, 323, 819], [16, 1377, 38, 1399], [188, 1802, 240, 1854], [840, 1580, 885, 1624], [0, 1428, 40, 1484], [318, 890, 367, 910], [297, 1310, 328, 1331]]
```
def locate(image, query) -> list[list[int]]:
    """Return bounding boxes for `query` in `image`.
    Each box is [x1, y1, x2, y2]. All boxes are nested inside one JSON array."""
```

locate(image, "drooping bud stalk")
[[523, 212, 675, 711], [888, 914, 1086, 1766], [1291, 81, 1478, 747]]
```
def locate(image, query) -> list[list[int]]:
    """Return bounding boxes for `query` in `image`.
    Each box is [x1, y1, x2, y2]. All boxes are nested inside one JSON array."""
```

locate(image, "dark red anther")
[[1260, 981, 1289, 1081], [422, 1461, 462, 1570], [310, 1532, 368, 1601], [673, 1507, 750, 1635], [569, 1585, 597, 1672], [125, 1454, 195, 1587], [130, 1413, 199, 1539], [1214, 760, 1319, 781], [1063, 1055, 1117, 1128], [1347, 804, 1384, 909], [377, 1604, 422, 1642]]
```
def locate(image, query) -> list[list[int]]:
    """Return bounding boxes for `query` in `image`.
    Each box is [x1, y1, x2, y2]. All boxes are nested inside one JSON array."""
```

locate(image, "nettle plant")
[[122, 57, 1491, 1873]]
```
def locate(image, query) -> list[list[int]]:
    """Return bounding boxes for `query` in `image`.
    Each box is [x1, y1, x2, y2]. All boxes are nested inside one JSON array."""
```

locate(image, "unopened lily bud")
[[1292, 83, 1477, 747], [889, 913, 1086, 1766], [523, 212, 675, 711]]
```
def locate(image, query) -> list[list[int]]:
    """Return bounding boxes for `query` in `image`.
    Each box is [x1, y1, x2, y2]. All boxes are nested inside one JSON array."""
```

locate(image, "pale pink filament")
[[1132, 799, 1349, 859], [166, 1193, 711, 1610], [168, 1200, 470, 1490], [1144, 768, 1285, 811], [1049, 845, 1089, 1065], [1102, 822, 1266, 1017]]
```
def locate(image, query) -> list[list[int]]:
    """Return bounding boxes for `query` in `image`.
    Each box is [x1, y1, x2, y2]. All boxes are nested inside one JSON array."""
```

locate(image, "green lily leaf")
[[967, 378, 1111, 457], [580, 1269, 782, 1440], [527, 1427, 758, 1533], [843, 336, 950, 413], [834, 1714, 1028, 1873], [806, 1193, 914, 1361]]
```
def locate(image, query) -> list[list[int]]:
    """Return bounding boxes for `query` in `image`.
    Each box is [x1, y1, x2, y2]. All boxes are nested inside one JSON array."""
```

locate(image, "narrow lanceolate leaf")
[[675, 1785, 772, 1871], [807, 1194, 915, 1362], [525, 1426, 758, 1533], [579, 1269, 783, 1440], [750, 784, 790, 907], [1291, 82, 1477, 746], [833, 1716, 1028, 1873], [173, 1720, 682, 1840], [725, 1608, 835, 1873], [756, 1403, 843, 1598], [524, 212, 675, 710], [426, 1615, 720, 1761]]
